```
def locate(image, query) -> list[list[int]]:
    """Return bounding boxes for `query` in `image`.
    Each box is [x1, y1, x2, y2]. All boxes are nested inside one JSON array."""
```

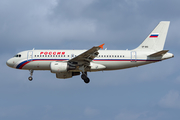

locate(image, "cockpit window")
[[14, 54, 21, 57], [14, 55, 18, 57]]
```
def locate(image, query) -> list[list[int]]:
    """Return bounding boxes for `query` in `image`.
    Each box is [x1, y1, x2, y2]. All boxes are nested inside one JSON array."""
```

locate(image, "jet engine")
[[50, 61, 76, 73]]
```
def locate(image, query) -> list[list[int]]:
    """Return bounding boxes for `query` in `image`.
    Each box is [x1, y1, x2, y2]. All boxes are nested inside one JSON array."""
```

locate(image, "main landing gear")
[[81, 72, 90, 84], [28, 70, 34, 81]]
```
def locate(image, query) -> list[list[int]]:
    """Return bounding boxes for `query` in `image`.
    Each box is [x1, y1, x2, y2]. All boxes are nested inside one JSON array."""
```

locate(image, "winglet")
[[99, 43, 105, 49]]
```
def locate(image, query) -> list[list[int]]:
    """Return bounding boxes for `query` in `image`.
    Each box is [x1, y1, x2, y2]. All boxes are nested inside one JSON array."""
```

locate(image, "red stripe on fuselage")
[[19, 61, 30, 69]]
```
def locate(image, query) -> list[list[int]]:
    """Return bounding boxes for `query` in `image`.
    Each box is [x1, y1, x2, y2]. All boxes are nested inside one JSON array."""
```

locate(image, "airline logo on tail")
[[149, 33, 159, 38]]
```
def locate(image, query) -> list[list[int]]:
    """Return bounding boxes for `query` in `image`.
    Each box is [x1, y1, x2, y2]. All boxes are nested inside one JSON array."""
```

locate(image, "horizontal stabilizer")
[[148, 50, 169, 57]]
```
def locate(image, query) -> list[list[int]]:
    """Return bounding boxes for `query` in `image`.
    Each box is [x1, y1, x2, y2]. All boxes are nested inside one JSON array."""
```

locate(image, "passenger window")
[[112, 55, 114, 57], [35, 55, 36, 57], [104, 55, 106, 57], [37, 55, 39, 57], [101, 55, 103, 57], [109, 55, 111, 57]]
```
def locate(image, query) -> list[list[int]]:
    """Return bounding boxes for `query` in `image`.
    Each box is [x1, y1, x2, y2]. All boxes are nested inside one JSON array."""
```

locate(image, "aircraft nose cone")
[[6, 58, 15, 68]]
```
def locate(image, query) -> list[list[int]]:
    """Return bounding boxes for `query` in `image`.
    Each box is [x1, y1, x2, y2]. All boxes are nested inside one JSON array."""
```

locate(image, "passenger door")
[[27, 51, 33, 61]]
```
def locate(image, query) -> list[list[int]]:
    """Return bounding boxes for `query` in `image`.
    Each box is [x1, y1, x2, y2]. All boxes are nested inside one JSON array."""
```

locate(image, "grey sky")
[[0, 0, 180, 120]]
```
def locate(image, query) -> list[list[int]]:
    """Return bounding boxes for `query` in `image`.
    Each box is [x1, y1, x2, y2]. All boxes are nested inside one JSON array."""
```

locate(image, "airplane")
[[6, 21, 174, 84]]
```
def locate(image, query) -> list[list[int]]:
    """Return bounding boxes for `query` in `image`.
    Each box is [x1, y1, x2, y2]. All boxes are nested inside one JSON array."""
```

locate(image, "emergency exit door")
[[131, 51, 136, 62]]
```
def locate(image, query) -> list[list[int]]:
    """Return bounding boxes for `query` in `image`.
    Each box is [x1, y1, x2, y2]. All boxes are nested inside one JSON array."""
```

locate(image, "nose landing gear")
[[28, 70, 34, 81]]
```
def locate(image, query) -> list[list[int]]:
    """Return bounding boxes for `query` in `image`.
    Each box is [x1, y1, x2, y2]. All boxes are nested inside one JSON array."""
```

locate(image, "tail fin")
[[135, 21, 170, 51]]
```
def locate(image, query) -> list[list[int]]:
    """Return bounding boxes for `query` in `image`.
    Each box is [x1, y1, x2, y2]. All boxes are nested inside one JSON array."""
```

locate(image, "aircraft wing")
[[68, 44, 104, 66]]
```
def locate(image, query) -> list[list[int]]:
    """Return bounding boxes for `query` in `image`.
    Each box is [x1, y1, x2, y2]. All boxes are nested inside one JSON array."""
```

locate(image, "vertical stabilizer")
[[135, 21, 170, 51]]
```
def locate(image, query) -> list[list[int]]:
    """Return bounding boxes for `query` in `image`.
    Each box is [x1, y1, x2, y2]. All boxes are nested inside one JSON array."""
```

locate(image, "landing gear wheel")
[[81, 73, 90, 84], [28, 70, 34, 81], [28, 76, 33, 81], [84, 77, 90, 83], [81, 74, 86, 80]]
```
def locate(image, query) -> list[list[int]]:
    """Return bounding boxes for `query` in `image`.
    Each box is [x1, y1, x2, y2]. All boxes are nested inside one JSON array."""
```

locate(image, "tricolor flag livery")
[[149, 33, 159, 38], [6, 21, 174, 84]]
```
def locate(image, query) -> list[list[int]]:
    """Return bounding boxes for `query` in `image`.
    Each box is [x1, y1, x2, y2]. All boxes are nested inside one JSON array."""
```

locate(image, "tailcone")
[[162, 52, 174, 60]]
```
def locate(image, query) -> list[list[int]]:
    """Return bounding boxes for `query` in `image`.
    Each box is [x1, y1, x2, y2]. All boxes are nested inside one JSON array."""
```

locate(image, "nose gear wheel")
[[28, 76, 33, 81], [28, 70, 34, 81]]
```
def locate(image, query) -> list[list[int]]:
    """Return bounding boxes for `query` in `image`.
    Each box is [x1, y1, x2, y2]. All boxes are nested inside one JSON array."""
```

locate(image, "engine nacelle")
[[50, 62, 68, 73], [56, 72, 72, 79], [50, 61, 76, 73], [56, 72, 80, 79], [90, 62, 106, 70]]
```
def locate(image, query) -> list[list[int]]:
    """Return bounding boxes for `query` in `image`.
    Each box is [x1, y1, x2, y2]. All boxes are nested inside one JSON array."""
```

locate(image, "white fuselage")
[[6, 49, 173, 72]]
